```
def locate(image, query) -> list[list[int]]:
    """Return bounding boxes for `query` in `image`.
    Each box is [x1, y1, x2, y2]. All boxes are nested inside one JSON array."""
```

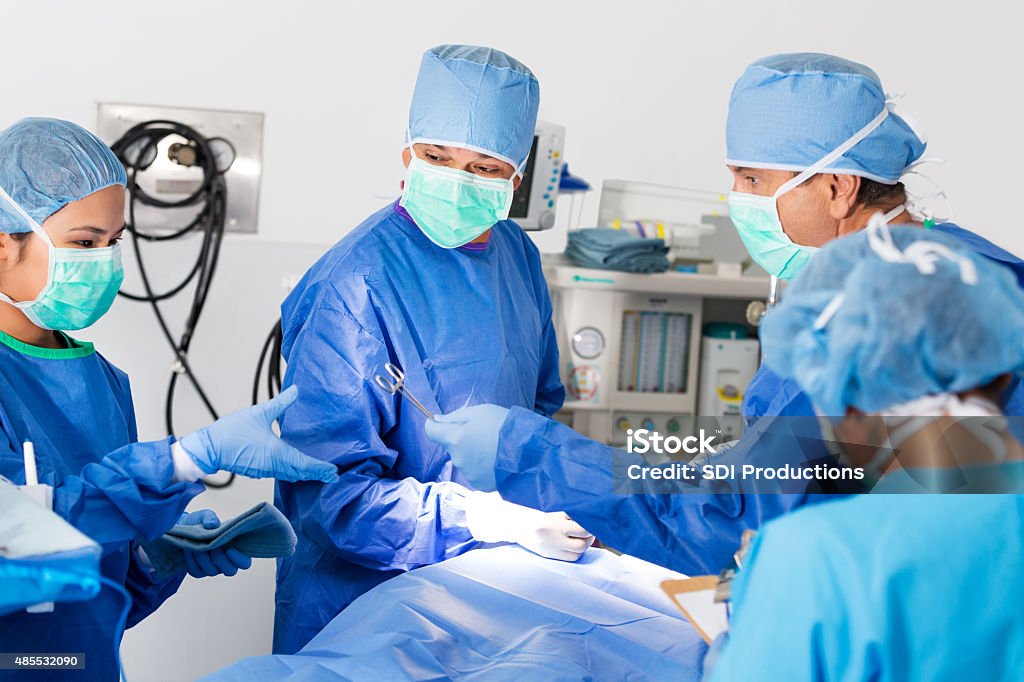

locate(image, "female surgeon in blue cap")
[[272, 45, 592, 655], [423, 53, 1024, 580], [0, 118, 338, 681]]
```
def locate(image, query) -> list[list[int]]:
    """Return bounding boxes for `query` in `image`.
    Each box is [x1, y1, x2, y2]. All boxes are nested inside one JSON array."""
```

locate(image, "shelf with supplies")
[[543, 263, 771, 299]]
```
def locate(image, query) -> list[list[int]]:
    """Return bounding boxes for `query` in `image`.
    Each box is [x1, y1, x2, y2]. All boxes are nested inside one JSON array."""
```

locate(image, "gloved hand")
[[425, 404, 511, 492], [176, 510, 253, 578], [467, 492, 595, 562], [180, 386, 339, 483]]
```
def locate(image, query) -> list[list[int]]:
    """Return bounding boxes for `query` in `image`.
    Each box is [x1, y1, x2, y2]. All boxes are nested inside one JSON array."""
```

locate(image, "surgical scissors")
[[374, 362, 436, 419]]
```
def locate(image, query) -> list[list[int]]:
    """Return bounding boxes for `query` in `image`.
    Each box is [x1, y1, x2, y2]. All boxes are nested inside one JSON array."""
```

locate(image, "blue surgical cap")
[[408, 45, 539, 173], [0, 117, 126, 234], [762, 226, 1024, 416], [726, 53, 927, 183]]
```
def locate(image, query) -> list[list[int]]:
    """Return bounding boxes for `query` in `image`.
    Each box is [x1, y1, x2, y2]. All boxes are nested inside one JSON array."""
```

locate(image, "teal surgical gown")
[[273, 202, 564, 654], [0, 330, 202, 681], [708, 482, 1024, 681]]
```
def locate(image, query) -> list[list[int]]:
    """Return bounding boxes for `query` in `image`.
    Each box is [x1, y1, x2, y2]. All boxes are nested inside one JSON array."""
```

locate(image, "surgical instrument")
[[374, 363, 436, 419]]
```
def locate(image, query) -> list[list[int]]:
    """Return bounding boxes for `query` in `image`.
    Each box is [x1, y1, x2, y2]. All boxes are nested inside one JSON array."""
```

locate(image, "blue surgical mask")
[[729, 104, 895, 280], [400, 154, 515, 249]]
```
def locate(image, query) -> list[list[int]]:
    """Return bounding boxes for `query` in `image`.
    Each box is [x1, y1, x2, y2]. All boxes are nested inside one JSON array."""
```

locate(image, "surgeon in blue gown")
[[0, 118, 338, 682], [425, 53, 1024, 578], [707, 222, 1024, 681], [273, 45, 594, 655]]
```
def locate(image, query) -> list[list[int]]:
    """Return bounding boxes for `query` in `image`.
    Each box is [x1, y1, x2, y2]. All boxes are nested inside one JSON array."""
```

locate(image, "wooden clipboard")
[[661, 576, 729, 644]]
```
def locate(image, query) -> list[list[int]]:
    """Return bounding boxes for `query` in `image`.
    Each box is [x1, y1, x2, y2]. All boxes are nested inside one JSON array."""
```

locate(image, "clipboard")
[[661, 575, 730, 644], [661, 531, 755, 644]]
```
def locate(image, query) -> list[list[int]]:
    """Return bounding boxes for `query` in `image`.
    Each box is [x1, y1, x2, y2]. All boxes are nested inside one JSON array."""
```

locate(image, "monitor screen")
[[508, 135, 539, 219]]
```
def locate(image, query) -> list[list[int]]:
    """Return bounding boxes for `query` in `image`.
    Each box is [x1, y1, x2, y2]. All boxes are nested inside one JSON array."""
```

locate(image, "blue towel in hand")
[[141, 502, 297, 577], [565, 228, 670, 273]]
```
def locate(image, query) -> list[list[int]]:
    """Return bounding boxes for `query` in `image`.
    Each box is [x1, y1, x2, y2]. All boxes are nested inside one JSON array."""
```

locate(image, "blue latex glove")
[[424, 404, 511, 492], [180, 386, 339, 483], [176, 510, 253, 578]]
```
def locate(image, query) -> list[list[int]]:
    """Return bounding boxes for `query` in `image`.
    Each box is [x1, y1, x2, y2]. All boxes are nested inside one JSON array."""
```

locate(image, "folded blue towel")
[[141, 502, 297, 577], [565, 228, 670, 273], [568, 227, 665, 251]]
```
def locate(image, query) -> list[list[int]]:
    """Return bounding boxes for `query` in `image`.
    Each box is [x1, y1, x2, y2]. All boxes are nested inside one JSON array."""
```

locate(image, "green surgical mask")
[[0, 188, 123, 331], [400, 154, 515, 249], [728, 190, 819, 280]]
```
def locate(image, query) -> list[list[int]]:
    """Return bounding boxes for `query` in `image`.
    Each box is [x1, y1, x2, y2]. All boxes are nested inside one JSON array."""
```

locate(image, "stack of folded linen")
[[565, 228, 670, 273]]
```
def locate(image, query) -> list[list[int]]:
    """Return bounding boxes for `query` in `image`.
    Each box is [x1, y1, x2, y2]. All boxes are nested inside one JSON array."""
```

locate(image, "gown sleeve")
[[117, 398, 193, 628], [277, 289, 478, 572], [124, 540, 188, 628], [0, 434, 201, 547], [493, 407, 839, 575]]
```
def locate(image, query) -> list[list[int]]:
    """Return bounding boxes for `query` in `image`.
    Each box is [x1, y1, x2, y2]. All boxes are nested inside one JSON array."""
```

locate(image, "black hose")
[[252, 319, 284, 405], [112, 120, 234, 488], [252, 323, 278, 406]]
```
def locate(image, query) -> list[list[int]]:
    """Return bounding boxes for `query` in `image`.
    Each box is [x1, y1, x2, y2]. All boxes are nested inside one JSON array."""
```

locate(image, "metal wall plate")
[[96, 103, 264, 234]]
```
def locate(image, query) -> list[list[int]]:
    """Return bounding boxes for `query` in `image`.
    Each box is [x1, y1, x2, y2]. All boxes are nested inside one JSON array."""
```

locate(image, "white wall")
[[4, 1, 1021, 679]]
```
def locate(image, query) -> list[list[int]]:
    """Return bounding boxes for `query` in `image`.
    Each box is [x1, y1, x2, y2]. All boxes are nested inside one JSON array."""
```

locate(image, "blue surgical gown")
[[273, 202, 564, 654], [743, 222, 1024, 426], [708, 485, 1024, 681], [494, 407, 843, 576], [0, 331, 202, 681]]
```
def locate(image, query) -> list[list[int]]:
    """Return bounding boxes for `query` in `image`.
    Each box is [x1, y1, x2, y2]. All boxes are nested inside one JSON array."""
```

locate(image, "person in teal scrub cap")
[[706, 220, 1024, 682], [0, 118, 338, 681], [272, 45, 590, 655]]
